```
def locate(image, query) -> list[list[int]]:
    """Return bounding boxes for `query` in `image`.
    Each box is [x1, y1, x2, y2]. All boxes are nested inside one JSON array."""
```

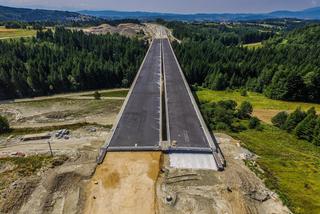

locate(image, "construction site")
[[0, 24, 291, 214]]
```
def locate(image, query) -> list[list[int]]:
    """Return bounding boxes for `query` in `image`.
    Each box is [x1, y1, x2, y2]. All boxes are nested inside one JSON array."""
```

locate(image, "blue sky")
[[0, 0, 319, 13]]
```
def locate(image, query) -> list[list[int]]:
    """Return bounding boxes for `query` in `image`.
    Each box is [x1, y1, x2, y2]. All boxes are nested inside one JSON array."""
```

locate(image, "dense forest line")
[[169, 21, 320, 103], [0, 28, 147, 99]]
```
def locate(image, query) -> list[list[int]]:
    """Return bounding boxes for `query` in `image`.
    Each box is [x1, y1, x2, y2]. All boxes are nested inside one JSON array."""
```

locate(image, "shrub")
[[249, 117, 261, 129], [240, 88, 248, 97], [94, 91, 101, 100], [122, 79, 129, 88], [0, 115, 10, 134], [272, 111, 288, 129], [237, 101, 253, 119], [217, 100, 237, 111]]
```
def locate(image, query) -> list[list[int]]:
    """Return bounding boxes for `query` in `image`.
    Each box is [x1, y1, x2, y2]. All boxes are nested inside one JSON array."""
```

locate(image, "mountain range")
[[0, 5, 95, 22], [79, 7, 320, 21], [1, 5, 320, 22]]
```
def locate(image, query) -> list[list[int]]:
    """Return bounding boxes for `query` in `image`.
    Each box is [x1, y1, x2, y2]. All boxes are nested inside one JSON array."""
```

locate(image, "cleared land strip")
[[102, 39, 161, 153]]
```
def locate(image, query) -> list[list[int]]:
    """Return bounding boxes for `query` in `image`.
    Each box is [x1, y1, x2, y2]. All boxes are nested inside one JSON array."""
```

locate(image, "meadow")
[[242, 41, 263, 49], [228, 125, 320, 214], [0, 26, 36, 39]]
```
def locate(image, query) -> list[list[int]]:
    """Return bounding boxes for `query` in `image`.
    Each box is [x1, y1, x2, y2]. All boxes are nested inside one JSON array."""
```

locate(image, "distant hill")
[[1, 4, 320, 23], [79, 7, 320, 21], [0, 5, 95, 22]]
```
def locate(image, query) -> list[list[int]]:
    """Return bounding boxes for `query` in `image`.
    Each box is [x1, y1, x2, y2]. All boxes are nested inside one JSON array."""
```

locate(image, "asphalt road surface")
[[107, 39, 161, 148], [162, 38, 210, 148]]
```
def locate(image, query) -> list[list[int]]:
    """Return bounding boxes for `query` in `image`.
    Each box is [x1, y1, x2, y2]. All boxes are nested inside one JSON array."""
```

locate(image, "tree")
[[94, 91, 101, 100], [284, 108, 307, 132], [294, 110, 318, 141], [272, 111, 289, 129], [313, 118, 320, 146], [0, 115, 10, 134], [237, 101, 253, 119], [200, 100, 237, 131], [249, 117, 261, 129]]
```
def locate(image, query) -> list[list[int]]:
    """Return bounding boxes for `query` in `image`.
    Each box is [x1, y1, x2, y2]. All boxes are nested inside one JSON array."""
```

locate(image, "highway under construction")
[[98, 36, 225, 171]]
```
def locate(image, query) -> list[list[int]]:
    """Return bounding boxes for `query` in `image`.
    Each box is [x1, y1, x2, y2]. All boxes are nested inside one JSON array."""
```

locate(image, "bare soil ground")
[[83, 152, 161, 214], [83, 23, 147, 38], [82, 23, 177, 42], [253, 109, 282, 124], [156, 133, 291, 214], [0, 89, 125, 214], [144, 23, 180, 42], [0, 90, 124, 129]]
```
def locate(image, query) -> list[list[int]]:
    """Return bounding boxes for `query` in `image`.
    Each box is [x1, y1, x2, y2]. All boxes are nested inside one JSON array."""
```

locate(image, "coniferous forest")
[[0, 28, 147, 99], [168, 21, 320, 103]]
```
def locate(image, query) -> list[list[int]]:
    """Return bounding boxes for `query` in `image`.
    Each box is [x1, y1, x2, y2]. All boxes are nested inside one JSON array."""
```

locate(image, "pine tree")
[[294, 109, 318, 141], [284, 108, 307, 132], [272, 111, 288, 129], [312, 118, 320, 146]]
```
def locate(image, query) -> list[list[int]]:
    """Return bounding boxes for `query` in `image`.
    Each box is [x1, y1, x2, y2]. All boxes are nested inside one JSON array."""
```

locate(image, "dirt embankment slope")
[[157, 133, 291, 214], [83, 152, 161, 214]]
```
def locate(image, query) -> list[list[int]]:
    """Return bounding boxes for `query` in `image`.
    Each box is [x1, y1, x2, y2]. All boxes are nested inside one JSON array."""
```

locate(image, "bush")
[[0, 115, 10, 134], [122, 79, 129, 88], [249, 117, 261, 129], [217, 100, 237, 111], [94, 91, 101, 100], [237, 101, 253, 119], [240, 88, 248, 97], [272, 111, 288, 129]]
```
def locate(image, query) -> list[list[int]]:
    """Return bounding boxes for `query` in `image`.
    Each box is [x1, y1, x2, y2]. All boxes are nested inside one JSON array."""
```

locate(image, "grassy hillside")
[[196, 89, 320, 213], [229, 124, 320, 214]]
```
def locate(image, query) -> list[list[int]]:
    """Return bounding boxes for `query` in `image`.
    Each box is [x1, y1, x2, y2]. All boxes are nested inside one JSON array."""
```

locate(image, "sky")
[[0, 0, 319, 13]]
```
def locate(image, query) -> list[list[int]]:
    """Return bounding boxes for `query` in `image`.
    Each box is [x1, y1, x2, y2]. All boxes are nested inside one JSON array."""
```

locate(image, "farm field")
[[196, 88, 320, 123], [0, 26, 36, 39]]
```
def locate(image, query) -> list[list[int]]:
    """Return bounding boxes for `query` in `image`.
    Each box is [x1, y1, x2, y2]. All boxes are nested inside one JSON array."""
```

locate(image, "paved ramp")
[[106, 39, 161, 150], [169, 153, 217, 170], [163, 39, 209, 148]]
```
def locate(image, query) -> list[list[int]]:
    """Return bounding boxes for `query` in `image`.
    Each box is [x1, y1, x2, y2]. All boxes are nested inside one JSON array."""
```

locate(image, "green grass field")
[[228, 125, 320, 214], [242, 42, 263, 49], [99, 90, 129, 97], [197, 88, 320, 112], [0, 26, 36, 39]]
